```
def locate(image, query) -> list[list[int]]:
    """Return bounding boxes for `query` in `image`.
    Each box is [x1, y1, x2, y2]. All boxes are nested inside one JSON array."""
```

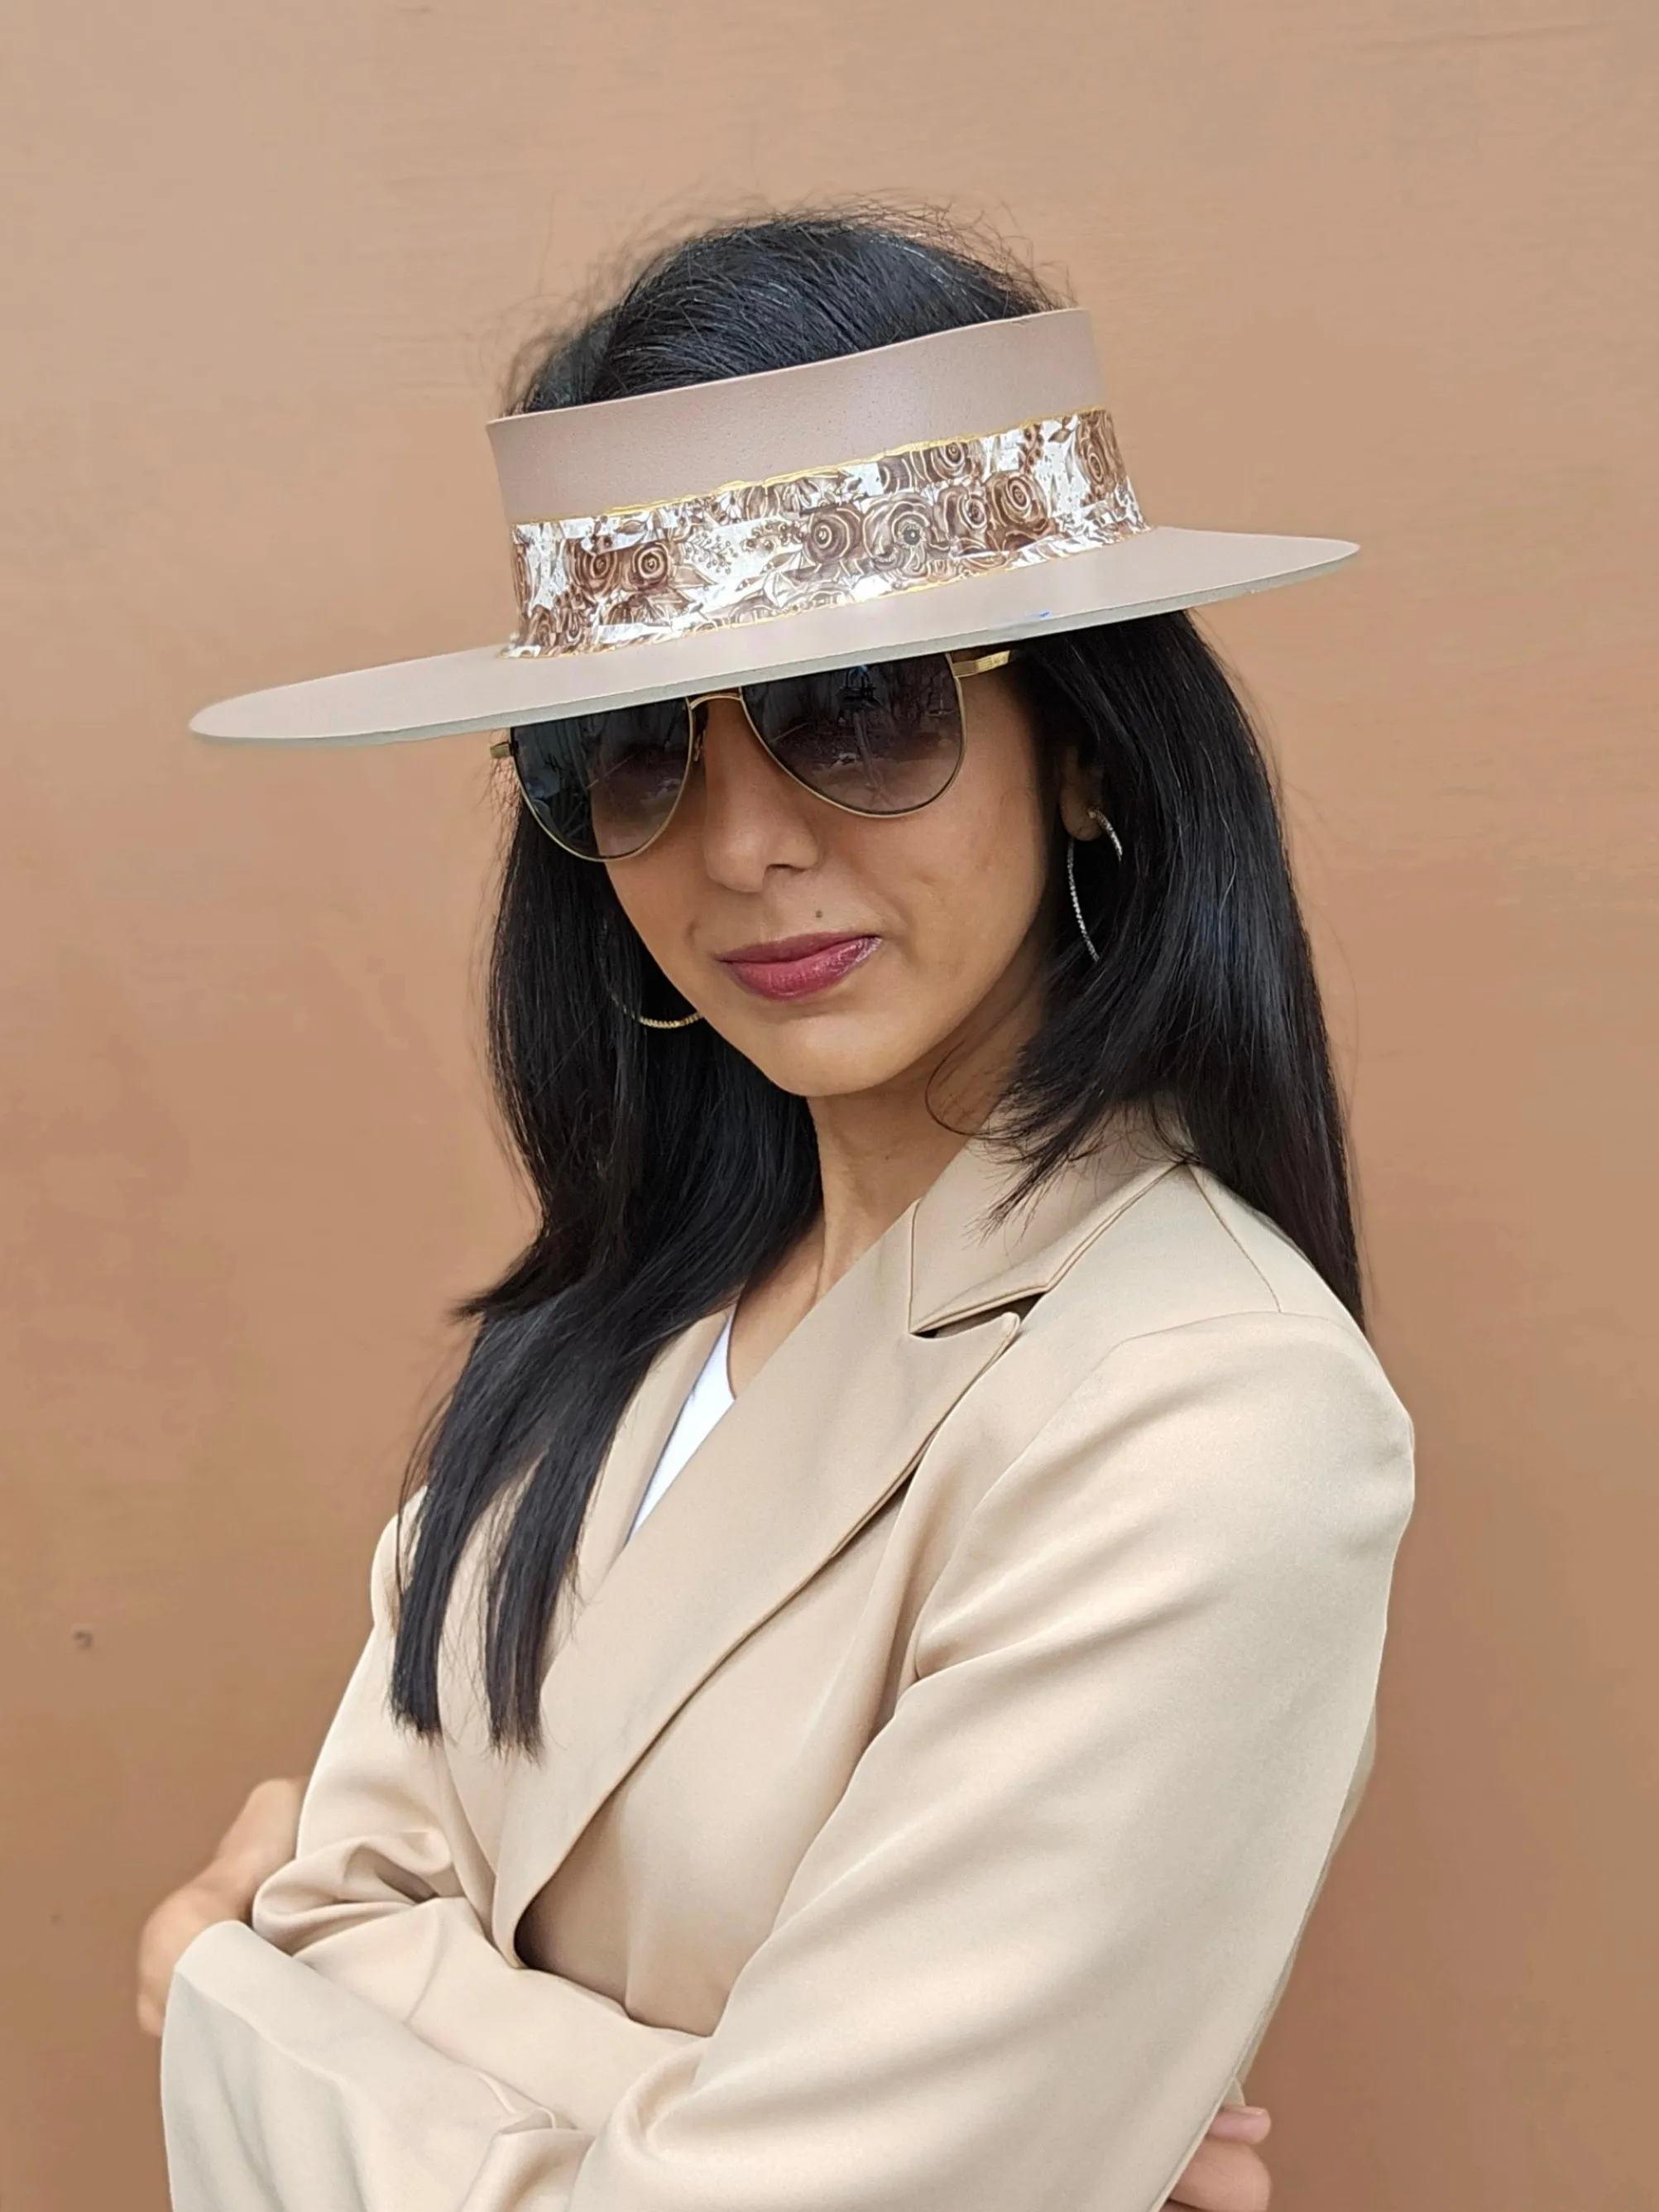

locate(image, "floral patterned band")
[[504, 406, 1147, 658]]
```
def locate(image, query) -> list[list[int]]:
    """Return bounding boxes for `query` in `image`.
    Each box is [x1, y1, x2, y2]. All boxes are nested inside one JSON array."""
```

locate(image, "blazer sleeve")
[[163, 1307, 1413, 2212], [161, 1515, 702, 2212], [248, 1512, 702, 2130]]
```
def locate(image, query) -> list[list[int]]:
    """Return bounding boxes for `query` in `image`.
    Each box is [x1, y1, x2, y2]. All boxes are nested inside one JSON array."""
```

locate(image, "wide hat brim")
[[189, 309, 1356, 748], [191, 527, 1355, 748]]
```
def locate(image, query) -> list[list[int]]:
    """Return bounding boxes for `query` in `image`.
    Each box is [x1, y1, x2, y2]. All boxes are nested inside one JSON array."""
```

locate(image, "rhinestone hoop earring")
[[603, 915, 705, 1029], [1066, 837, 1100, 965], [604, 979, 703, 1030], [1088, 805, 1125, 862], [1067, 807, 1124, 967], [616, 998, 703, 1031]]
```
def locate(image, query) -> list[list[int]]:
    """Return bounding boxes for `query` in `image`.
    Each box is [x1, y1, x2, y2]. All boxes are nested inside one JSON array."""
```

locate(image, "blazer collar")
[[490, 1108, 1181, 1960], [906, 1102, 1182, 1332]]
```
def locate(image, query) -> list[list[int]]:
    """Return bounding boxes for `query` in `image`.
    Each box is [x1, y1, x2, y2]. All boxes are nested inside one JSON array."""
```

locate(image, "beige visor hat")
[[189, 307, 1355, 747]]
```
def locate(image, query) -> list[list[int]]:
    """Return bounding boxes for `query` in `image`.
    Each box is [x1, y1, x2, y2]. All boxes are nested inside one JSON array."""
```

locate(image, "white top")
[[624, 1312, 736, 1544]]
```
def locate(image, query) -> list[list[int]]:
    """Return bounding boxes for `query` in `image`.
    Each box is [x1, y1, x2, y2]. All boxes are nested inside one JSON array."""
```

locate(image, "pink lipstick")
[[717, 931, 880, 1001]]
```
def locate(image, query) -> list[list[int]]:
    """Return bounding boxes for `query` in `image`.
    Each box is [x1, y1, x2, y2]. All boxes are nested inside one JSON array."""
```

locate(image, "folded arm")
[[163, 1310, 1412, 2212], [240, 1514, 702, 2130]]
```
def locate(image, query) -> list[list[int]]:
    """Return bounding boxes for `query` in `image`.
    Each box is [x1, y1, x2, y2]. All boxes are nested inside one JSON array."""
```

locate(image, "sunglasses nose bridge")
[[687, 688, 774, 771]]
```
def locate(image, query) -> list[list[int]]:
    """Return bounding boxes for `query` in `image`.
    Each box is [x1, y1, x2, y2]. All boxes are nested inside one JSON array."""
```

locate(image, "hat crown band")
[[506, 405, 1147, 660]]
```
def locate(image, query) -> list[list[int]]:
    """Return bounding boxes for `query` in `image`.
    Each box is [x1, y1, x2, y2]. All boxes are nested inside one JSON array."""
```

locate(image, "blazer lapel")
[[491, 1113, 1180, 1960], [563, 1306, 734, 1607]]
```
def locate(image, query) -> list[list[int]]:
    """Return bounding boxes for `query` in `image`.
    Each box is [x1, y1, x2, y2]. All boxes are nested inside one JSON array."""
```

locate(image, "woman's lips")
[[717, 932, 880, 1000]]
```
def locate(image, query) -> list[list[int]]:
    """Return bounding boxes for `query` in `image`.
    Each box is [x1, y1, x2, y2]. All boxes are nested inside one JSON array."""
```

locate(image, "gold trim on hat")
[[504, 406, 1146, 659]]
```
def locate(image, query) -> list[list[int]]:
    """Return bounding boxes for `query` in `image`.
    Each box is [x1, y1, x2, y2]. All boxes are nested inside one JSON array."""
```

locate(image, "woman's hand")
[[136, 1774, 307, 2036], [1166, 2104, 1273, 2210]]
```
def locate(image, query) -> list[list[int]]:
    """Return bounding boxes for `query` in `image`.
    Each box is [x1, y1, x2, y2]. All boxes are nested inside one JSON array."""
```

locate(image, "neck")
[[802, 928, 1047, 1303], [803, 1096, 973, 1295], [725, 927, 1048, 1395]]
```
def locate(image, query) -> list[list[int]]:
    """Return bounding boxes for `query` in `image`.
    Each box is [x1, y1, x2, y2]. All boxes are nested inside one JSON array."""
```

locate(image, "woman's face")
[[603, 669, 1086, 1107]]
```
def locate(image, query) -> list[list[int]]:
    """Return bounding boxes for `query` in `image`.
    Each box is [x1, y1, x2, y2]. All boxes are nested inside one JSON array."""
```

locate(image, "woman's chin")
[[720, 1020, 934, 1103]]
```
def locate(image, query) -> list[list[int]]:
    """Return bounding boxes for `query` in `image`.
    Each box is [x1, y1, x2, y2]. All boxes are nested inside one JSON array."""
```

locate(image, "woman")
[[153, 210, 1413, 2212]]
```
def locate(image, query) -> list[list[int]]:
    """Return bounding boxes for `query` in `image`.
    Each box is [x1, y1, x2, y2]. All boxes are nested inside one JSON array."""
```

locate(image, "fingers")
[[135, 1877, 246, 2037], [136, 1778, 307, 2038], [1163, 2109, 1273, 2210], [211, 1774, 307, 1874], [1205, 2104, 1272, 2144]]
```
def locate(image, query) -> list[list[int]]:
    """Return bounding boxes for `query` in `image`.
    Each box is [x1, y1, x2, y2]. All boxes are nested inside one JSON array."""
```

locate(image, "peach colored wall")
[[3, 3, 1653, 2205]]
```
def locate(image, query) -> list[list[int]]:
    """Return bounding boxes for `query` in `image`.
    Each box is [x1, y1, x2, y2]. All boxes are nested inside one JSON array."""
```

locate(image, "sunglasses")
[[489, 646, 1016, 861]]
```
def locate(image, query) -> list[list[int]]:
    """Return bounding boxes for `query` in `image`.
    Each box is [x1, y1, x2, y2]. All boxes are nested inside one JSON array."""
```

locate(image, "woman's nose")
[[691, 695, 821, 884]]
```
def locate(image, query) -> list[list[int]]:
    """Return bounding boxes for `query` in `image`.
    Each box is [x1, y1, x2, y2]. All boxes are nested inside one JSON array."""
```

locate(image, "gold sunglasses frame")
[[489, 646, 1016, 862]]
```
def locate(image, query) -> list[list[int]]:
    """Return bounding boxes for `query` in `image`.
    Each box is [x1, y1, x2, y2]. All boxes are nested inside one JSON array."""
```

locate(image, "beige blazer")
[[161, 1120, 1415, 2212]]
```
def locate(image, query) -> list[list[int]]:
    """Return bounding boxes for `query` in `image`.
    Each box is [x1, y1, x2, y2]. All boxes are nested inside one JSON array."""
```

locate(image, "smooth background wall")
[[3, 4, 1653, 2206]]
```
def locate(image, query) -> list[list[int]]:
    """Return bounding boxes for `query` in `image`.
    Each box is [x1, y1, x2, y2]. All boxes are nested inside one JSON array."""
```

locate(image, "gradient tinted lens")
[[741, 654, 964, 814], [511, 699, 691, 858]]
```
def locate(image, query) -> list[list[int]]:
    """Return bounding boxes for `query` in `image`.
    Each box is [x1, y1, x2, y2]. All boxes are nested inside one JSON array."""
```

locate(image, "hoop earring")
[[1087, 806, 1124, 862], [1067, 837, 1101, 966], [624, 1001, 702, 1030], [1067, 807, 1124, 967], [606, 986, 703, 1031], [602, 911, 705, 1029]]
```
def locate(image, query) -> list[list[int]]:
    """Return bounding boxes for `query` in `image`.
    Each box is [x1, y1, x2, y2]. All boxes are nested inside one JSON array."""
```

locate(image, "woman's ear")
[[1056, 741, 1107, 841]]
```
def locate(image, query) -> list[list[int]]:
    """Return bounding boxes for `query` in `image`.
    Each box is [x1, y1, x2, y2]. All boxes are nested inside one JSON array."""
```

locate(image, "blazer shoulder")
[[949, 1167, 1416, 1580], [1042, 1159, 1371, 1346], [995, 1162, 1413, 1471], [913, 1166, 1416, 1687]]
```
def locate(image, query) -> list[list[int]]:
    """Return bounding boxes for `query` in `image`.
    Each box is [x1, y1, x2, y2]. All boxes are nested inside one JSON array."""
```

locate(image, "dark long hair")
[[389, 208, 1363, 1751]]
